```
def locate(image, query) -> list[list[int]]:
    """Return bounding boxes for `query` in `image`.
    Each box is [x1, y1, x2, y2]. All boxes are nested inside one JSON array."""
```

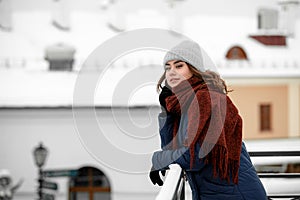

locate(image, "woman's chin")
[[169, 83, 177, 88]]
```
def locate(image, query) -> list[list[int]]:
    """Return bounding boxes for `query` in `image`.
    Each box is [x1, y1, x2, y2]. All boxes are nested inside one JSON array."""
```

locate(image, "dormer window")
[[258, 8, 278, 30], [249, 7, 286, 46], [225, 46, 248, 60]]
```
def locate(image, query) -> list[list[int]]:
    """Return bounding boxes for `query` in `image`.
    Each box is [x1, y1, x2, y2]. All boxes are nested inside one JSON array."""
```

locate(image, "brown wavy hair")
[[157, 63, 232, 94]]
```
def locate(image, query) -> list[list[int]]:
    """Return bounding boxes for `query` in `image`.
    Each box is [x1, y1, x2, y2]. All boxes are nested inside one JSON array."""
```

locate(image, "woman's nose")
[[168, 68, 177, 76]]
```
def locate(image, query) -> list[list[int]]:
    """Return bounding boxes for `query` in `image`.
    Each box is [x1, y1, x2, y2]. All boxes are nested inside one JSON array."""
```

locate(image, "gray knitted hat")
[[163, 40, 205, 72]]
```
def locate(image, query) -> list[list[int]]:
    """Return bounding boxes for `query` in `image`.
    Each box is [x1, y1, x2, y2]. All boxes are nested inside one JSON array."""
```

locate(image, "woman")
[[149, 40, 267, 199]]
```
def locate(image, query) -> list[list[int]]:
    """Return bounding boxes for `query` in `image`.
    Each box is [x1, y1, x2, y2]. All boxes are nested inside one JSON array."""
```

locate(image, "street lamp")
[[33, 142, 48, 200]]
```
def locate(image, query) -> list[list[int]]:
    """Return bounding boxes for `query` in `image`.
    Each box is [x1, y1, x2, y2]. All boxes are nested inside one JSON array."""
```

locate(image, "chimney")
[[278, 0, 300, 37]]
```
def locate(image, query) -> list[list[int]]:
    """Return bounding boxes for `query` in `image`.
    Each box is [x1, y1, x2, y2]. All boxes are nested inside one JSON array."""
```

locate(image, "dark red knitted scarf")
[[165, 76, 242, 184]]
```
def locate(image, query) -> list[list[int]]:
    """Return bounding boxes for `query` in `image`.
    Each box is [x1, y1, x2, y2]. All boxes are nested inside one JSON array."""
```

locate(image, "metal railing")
[[155, 164, 184, 200], [250, 151, 300, 200], [155, 151, 300, 200]]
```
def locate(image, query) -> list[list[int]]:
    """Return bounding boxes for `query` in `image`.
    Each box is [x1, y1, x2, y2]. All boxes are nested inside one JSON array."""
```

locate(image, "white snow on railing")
[[155, 164, 182, 200]]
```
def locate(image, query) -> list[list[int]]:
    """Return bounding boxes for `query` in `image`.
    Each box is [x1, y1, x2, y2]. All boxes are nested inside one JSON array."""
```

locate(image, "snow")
[[1, 1, 300, 107]]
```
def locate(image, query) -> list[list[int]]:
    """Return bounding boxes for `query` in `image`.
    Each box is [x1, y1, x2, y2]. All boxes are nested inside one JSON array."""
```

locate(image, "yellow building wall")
[[228, 85, 288, 139]]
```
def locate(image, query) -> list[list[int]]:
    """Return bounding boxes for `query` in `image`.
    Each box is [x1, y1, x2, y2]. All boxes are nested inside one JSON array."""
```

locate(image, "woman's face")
[[165, 60, 193, 88]]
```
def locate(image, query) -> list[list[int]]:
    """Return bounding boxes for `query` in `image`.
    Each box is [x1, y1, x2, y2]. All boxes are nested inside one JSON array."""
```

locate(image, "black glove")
[[149, 166, 166, 186], [159, 86, 172, 112]]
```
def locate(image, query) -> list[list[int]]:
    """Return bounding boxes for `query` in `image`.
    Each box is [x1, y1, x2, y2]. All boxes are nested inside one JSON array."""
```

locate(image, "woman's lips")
[[170, 78, 180, 82]]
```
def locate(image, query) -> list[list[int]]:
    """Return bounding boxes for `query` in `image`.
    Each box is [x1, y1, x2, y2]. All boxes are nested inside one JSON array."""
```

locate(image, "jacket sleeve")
[[152, 143, 205, 171], [154, 111, 205, 171]]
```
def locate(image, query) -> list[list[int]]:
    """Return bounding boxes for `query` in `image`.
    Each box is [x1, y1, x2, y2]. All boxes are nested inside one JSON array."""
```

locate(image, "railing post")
[[155, 164, 184, 200], [179, 171, 185, 200]]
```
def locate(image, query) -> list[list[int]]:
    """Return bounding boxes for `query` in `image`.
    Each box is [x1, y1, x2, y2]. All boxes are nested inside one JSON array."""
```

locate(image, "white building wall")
[[0, 108, 162, 200]]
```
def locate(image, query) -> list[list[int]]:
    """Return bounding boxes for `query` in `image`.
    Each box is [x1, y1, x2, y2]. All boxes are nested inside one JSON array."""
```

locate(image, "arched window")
[[225, 46, 248, 60], [69, 166, 111, 200]]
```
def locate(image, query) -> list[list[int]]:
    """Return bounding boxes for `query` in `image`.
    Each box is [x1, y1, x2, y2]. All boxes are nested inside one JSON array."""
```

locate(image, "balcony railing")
[[155, 164, 184, 200], [250, 151, 300, 200], [155, 151, 300, 200]]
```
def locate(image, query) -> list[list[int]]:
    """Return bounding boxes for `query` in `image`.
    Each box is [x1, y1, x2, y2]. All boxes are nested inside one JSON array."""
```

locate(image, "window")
[[225, 46, 248, 60], [69, 166, 111, 200], [258, 8, 278, 30], [260, 104, 272, 131], [44, 43, 76, 71], [250, 7, 286, 46]]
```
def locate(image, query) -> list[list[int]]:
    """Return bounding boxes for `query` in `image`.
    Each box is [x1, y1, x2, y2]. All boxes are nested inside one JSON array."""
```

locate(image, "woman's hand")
[[159, 86, 172, 112], [149, 166, 166, 186]]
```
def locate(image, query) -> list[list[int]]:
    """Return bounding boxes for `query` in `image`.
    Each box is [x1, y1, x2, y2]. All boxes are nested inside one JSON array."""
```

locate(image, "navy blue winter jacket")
[[152, 112, 267, 200]]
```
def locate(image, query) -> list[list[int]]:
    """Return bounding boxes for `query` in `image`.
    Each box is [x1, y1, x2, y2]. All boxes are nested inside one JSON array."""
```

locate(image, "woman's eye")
[[175, 65, 183, 68], [165, 66, 170, 71]]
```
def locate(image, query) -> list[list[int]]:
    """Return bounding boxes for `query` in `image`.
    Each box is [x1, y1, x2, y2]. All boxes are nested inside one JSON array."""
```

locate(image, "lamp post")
[[33, 142, 48, 200]]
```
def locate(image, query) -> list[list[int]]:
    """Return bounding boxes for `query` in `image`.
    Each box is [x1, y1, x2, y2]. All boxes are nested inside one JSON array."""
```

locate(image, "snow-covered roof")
[[0, 67, 162, 107], [1, 0, 300, 107]]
